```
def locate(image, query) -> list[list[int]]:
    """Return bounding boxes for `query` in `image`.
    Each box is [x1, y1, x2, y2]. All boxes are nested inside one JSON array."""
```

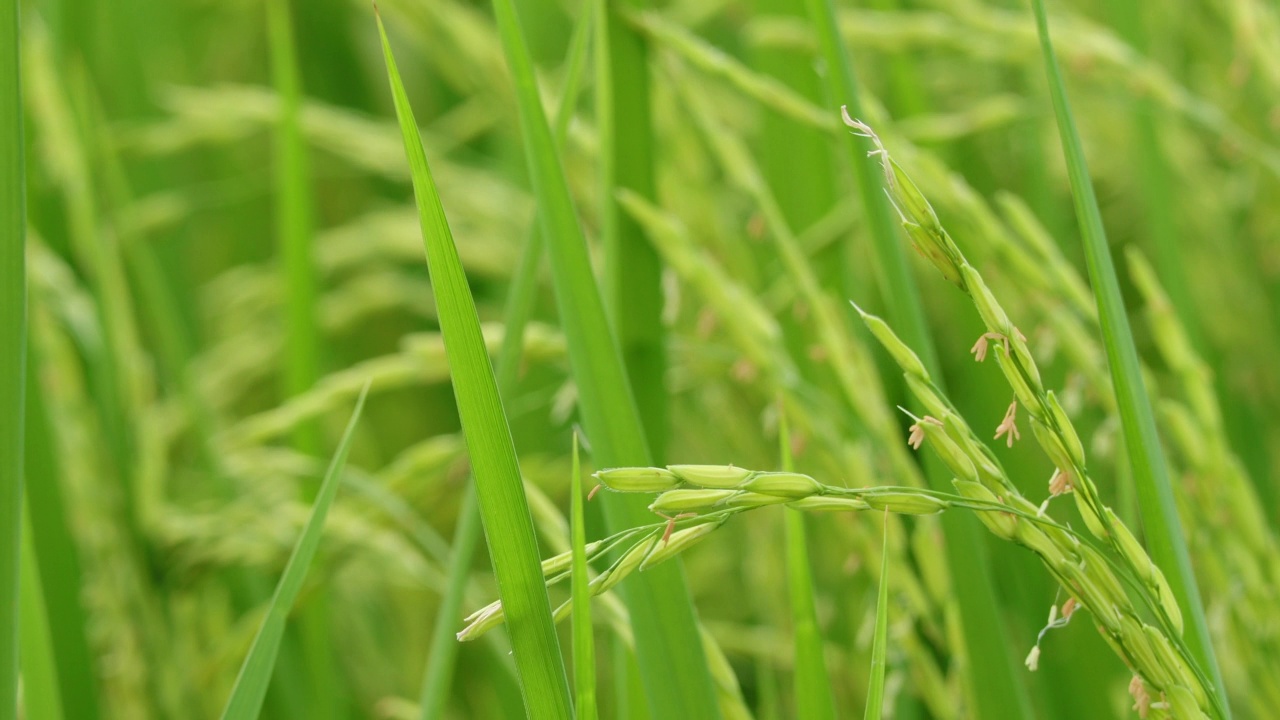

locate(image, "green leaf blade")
[[220, 385, 369, 720], [779, 407, 836, 720], [487, 0, 721, 715], [376, 14, 574, 719], [1028, 1, 1229, 715], [0, 1, 25, 716], [597, 0, 667, 462], [416, 4, 595, 714], [863, 513, 890, 720], [571, 434, 597, 720]]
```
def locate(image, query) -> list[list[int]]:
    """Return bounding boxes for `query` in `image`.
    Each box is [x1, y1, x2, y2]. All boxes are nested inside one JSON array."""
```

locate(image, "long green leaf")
[[220, 384, 368, 720], [266, 3, 338, 715], [863, 513, 890, 720], [597, 0, 667, 461], [487, 0, 721, 715], [416, 484, 481, 720], [268, 0, 320, 456], [1028, 0, 1229, 713], [0, 1, 25, 716], [19, 509, 62, 720], [23, 342, 99, 720], [571, 433, 597, 720], [375, 13, 574, 719], [415, 4, 595, 714]]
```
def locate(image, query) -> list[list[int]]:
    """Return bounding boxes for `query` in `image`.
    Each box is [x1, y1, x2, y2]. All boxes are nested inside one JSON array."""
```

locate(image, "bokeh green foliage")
[[12, 0, 1280, 717]]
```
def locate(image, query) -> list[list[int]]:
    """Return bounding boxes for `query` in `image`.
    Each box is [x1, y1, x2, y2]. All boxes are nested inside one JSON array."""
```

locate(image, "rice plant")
[[10, 0, 1280, 717]]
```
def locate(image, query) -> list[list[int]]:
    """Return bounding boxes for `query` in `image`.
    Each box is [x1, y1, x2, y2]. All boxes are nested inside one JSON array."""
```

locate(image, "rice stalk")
[[616, 187, 953, 720], [266, 2, 338, 714], [845, 116, 1226, 718], [1128, 250, 1280, 715], [469, 453, 1219, 717], [0, 0, 22, 714], [806, 0, 1034, 712], [1027, 2, 1227, 710]]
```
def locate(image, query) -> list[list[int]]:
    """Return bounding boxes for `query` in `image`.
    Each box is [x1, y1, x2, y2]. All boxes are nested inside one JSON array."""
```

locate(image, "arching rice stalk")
[[460, 459, 1216, 719], [840, 117, 1225, 719]]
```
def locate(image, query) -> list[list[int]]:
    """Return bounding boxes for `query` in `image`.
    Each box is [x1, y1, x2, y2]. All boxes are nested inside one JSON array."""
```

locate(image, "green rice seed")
[[1028, 415, 1077, 481], [862, 492, 948, 515], [960, 264, 1013, 337], [456, 602, 505, 642], [649, 489, 739, 513], [904, 374, 950, 421], [952, 480, 1017, 539], [1007, 332, 1044, 390], [668, 464, 754, 488], [856, 307, 930, 381], [1153, 570, 1185, 637], [641, 523, 721, 570], [1119, 615, 1170, 687], [1079, 546, 1131, 612], [1107, 510, 1154, 582], [787, 496, 870, 512], [918, 419, 980, 484], [993, 343, 1044, 417], [942, 413, 1005, 488], [594, 467, 683, 492], [741, 471, 823, 499], [1072, 491, 1111, 540], [1164, 685, 1208, 719], [902, 221, 965, 288], [541, 539, 606, 577], [719, 491, 792, 509], [1013, 524, 1074, 573], [1044, 391, 1085, 468], [594, 537, 659, 595]]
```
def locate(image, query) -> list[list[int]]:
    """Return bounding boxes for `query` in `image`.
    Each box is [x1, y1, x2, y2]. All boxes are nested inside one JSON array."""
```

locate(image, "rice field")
[[5, 0, 1280, 718]]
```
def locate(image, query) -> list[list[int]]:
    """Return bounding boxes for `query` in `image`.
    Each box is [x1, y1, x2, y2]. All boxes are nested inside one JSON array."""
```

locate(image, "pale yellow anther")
[[1048, 468, 1074, 496], [970, 332, 1007, 363], [995, 400, 1021, 448]]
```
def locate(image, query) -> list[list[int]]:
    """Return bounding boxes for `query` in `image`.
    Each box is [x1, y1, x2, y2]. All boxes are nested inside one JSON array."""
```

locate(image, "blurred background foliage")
[[14, 0, 1280, 717]]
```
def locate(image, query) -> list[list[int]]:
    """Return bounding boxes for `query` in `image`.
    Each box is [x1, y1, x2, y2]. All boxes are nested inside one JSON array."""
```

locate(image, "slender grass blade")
[[571, 433, 597, 720], [0, 1, 26, 715], [19, 509, 63, 720], [1028, 0, 1229, 713], [266, 2, 339, 715], [376, 13, 574, 718], [220, 385, 369, 720], [23, 344, 99, 720], [597, 0, 667, 461], [779, 406, 836, 720], [487, 0, 721, 714], [863, 512, 890, 720], [416, 3, 594, 714], [268, 0, 321, 456]]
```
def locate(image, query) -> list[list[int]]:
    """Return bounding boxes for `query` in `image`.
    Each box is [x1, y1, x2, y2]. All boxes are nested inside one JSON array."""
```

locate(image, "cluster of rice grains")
[[458, 124, 1232, 720]]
